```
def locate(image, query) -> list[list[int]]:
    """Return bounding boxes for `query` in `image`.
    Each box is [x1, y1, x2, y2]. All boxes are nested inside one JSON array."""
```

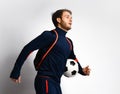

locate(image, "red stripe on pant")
[[46, 80, 48, 94]]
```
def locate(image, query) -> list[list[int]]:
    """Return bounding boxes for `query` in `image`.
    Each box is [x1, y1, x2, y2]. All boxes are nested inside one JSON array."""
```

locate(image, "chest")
[[53, 36, 71, 56]]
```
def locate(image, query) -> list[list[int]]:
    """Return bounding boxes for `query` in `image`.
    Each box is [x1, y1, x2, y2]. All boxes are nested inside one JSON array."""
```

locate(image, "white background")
[[0, 0, 120, 94]]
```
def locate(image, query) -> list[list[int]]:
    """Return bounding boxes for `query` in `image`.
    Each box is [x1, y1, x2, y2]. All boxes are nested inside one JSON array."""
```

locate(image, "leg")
[[34, 75, 62, 94], [47, 78, 62, 94], [34, 76, 47, 94]]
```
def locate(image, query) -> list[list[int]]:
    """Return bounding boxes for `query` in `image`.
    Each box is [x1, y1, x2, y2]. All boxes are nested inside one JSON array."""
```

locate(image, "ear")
[[56, 18, 61, 23]]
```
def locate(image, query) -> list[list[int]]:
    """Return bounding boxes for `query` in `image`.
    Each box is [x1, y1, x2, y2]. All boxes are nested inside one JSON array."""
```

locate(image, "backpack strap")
[[35, 30, 58, 70]]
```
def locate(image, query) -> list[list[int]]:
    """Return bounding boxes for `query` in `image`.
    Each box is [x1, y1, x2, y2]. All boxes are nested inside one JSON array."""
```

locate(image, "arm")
[[10, 31, 53, 81], [67, 38, 90, 76]]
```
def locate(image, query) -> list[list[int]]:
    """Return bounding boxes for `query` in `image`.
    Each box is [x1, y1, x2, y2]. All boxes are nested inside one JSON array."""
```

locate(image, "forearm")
[[10, 44, 34, 79], [77, 62, 86, 75]]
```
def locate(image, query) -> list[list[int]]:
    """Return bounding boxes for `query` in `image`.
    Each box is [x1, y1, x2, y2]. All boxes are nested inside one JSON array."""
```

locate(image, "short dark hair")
[[52, 9, 72, 27]]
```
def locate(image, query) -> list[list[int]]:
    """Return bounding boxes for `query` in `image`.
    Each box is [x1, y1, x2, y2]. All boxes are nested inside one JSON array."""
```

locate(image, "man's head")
[[52, 9, 72, 31]]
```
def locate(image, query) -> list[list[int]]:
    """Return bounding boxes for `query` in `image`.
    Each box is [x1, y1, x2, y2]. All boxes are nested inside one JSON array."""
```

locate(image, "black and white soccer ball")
[[64, 59, 79, 77]]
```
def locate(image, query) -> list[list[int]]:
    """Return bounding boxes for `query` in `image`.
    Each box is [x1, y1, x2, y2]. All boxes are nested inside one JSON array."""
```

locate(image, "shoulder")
[[39, 30, 54, 38], [39, 30, 56, 42], [66, 37, 73, 44], [41, 30, 52, 36], [66, 37, 74, 50], [42, 30, 56, 36]]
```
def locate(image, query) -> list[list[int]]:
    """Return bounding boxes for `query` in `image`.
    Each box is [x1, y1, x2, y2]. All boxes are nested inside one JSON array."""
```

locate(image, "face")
[[57, 11, 72, 31]]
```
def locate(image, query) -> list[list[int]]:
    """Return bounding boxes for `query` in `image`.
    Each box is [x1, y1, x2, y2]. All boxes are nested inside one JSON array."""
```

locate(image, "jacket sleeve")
[[10, 31, 53, 79], [67, 38, 86, 75]]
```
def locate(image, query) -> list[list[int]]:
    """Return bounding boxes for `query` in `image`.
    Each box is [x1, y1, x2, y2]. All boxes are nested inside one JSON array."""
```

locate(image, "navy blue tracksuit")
[[10, 27, 85, 94]]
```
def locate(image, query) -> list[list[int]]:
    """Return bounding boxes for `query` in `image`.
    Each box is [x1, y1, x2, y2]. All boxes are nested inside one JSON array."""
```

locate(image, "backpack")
[[34, 30, 58, 71]]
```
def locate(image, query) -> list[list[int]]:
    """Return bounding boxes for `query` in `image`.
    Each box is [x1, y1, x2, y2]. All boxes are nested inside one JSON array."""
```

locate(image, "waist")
[[36, 72, 61, 83]]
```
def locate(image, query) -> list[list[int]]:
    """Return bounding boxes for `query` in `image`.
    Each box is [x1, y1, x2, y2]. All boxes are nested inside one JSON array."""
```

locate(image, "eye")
[[65, 16, 70, 19], [66, 16, 69, 18]]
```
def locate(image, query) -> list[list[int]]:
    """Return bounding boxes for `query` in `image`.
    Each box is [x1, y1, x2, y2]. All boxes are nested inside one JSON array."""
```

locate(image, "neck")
[[55, 27, 67, 36], [57, 26, 68, 32]]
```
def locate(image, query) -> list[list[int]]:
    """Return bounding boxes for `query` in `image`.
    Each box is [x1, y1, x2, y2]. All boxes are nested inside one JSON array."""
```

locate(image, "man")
[[10, 9, 90, 94]]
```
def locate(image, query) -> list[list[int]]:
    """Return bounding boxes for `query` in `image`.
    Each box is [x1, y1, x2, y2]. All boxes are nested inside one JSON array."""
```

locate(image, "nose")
[[70, 17, 72, 22]]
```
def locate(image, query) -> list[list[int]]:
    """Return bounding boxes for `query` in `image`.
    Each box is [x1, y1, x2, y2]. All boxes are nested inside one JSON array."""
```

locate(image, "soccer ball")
[[64, 59, 79, 77]]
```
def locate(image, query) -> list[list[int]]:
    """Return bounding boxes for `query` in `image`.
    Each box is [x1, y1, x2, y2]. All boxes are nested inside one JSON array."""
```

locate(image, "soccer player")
[[10, 9, 90, 94]]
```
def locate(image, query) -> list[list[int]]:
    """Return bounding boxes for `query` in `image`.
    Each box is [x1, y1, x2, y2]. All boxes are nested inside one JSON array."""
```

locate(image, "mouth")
[[69, 23, 72, 25]]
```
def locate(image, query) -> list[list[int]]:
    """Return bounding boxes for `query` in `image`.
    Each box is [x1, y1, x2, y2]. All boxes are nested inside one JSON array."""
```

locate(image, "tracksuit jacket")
[[10, 27, 85, 83]]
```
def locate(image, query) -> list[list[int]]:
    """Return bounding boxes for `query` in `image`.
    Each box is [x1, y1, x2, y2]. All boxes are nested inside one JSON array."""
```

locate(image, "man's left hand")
[[82, 66, 91, 76]]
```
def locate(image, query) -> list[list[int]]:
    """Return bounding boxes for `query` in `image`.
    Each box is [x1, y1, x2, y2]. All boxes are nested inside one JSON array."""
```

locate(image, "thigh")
[[48, 79, 62, 94], [34, 76, 46, 94], [34, 76, 62, 94]]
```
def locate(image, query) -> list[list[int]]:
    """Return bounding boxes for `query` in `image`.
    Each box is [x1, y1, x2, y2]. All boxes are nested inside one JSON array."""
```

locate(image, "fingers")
[[11, 76, 21, 84], [83, 66, 91, 76], [86, 66, 90, 75], [18, 76, 21, 83], [86, 65, 90, 70]]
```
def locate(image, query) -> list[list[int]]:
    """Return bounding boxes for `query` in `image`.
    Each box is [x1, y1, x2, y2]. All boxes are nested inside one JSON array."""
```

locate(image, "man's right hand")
[[10, 76, 21, 84]]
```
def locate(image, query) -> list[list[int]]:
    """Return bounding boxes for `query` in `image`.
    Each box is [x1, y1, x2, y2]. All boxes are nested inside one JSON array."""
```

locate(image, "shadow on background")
[[1, 51, 36, 94], [0, 23, 37, 94]]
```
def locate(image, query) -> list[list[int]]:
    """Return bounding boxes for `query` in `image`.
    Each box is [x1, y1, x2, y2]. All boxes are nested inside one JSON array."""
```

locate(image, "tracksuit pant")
[[34, 75, 62, 94]]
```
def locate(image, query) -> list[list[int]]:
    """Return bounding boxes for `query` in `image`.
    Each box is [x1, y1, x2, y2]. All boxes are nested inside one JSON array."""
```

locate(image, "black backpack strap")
[[35, 30, 58, 70]]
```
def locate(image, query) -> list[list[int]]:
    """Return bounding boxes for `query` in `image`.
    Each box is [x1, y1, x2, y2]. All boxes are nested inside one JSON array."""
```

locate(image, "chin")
[[67, 27, 71, 30], [61, 26, 71, 31]]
